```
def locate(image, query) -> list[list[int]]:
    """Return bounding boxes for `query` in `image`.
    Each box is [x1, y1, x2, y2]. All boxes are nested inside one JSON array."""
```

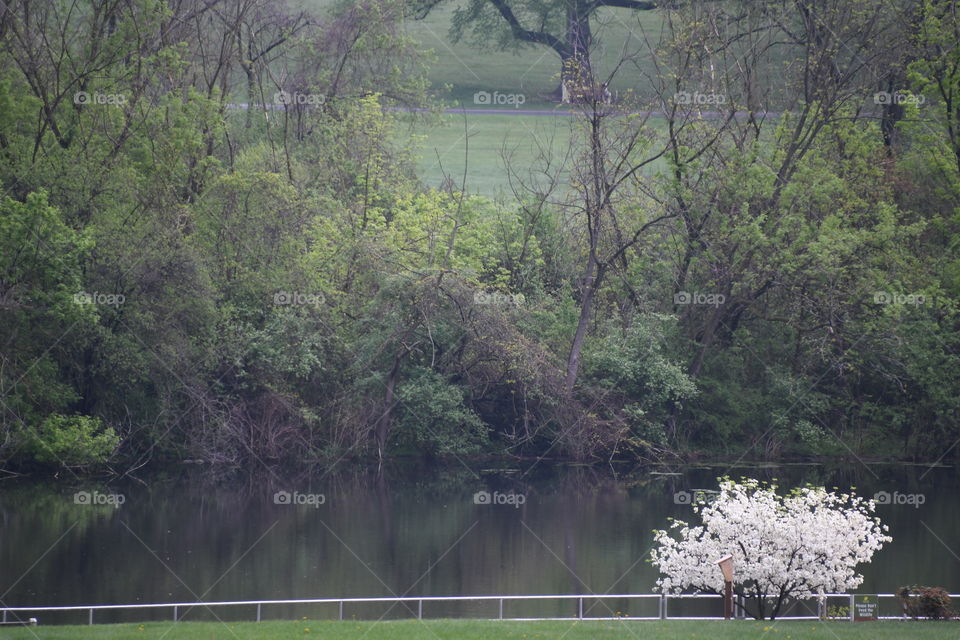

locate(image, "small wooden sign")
[[853, 595, 878, 621]]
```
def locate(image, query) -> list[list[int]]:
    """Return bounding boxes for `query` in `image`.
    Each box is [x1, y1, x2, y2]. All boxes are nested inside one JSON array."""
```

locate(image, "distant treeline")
[[0, 0, 957, 471]]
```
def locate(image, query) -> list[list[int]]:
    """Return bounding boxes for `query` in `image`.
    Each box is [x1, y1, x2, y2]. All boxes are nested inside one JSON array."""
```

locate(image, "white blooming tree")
[[650, 478, 891, 620]]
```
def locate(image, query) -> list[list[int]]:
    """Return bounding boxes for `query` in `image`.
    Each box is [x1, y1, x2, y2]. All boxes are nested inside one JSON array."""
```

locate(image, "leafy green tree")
[[413, 0, 657, 98], [0, 191, 89, 463]]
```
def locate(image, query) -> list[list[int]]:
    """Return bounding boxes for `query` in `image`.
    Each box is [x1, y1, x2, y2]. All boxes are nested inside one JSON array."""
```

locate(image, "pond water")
[[1, 462, 958, 623]]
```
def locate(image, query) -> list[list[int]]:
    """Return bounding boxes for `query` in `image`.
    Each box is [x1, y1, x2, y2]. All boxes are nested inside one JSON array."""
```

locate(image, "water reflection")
[[0, 462, 957, 623]]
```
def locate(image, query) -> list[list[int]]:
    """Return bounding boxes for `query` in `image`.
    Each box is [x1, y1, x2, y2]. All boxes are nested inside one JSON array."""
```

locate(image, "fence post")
[[256, 603, 261, 622], [4, 610, 8, 623], [173, 605, 178, 622], [418, 599, 423, 620], [339, 601, 343, 621], [849, 595, 855, 622], [89, 608, 93, 625], [662, 595, 668, 620], [499, 598, 503, 620], [578, 597, 583, 620]]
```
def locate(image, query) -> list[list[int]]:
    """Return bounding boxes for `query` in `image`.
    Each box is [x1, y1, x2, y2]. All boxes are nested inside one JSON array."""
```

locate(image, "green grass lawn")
[[2, 619, 959, 640], [412, 113, 574, 196], [411, 111, 678, 196]]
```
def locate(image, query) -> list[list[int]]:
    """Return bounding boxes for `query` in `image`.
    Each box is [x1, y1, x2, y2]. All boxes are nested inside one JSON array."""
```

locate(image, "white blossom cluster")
[[650, 478, 892, 601]]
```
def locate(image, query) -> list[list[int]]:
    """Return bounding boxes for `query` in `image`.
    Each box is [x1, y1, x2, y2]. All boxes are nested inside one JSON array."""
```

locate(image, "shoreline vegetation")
[[3, 436, 956, 478], [3, 454, 953, 479]]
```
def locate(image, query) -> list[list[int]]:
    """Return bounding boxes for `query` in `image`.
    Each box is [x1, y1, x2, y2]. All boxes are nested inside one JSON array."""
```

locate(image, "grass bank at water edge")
[[1, 618, 959, 640]]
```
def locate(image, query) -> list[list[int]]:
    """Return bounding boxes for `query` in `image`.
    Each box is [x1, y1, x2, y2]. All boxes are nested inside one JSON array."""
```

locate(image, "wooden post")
[[724, 581, 733, 620]]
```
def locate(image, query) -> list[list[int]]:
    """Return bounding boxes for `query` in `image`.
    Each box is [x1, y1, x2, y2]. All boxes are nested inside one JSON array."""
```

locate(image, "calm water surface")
[[1, 462, 958, 623]]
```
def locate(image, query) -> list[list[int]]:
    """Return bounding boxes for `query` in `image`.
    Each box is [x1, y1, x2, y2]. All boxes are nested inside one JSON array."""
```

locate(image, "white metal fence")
[[0, 593, 952, 626]]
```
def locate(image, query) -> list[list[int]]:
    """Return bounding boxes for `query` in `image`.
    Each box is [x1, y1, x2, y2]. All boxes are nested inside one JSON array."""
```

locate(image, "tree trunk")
[[244, 64, 256, 129], [557, 1, 593, 102], [880, 78, 905, 150], [564, 255, 602, 394], [375, 352, 404, 460], [687, 306, 723, 379]]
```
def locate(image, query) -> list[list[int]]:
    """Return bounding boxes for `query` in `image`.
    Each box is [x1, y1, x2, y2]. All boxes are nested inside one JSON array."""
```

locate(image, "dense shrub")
[[24, 414, 119, 468], [392, 367, 489, 456], [897, 586, 955, 620]]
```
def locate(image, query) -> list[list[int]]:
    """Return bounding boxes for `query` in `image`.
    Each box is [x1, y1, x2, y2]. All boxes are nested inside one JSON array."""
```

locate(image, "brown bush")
[[897, 586, 956, 620]]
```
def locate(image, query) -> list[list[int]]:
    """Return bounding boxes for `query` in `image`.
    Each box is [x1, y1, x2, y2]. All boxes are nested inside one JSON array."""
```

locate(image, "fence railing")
[[1, 593, 953, 626]]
